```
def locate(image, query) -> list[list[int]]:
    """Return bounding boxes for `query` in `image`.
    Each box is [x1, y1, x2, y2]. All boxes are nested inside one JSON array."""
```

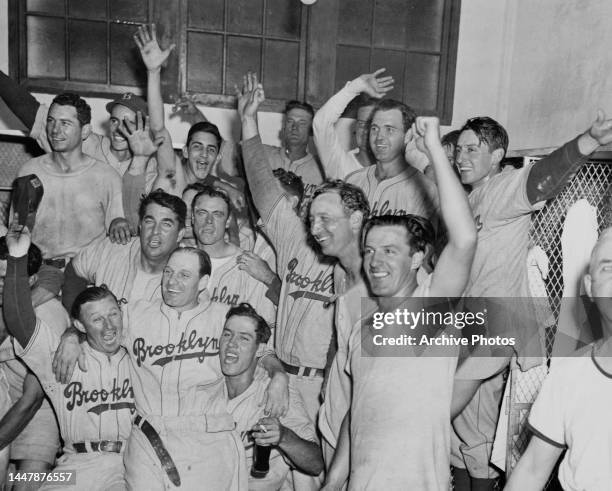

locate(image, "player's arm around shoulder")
[[412, 117, 477, 298]]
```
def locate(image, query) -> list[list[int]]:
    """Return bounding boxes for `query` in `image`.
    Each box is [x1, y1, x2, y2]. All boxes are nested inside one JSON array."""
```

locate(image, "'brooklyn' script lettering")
[[370, 200, 409, 217], [64, 378, 133, 411], [285, 258, 333, 294], [132, 330, 219, 367], [211, 286, 240, 306]]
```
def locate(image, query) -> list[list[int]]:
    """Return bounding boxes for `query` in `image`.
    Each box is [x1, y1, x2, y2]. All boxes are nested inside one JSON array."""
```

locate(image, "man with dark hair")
[[324, 116, 477, 490], [3, 221, 132, 490], [451, 112, 612, 490], [61, 189, 186, 316], [264, 99, 324, 201], [313, 70, 390, 179], [190, 186, 277, 330], [188, 302, 324, 490], [128, 25, 245, 216], [14, 92, 124, 264], [344, 97, 440, 222], [0, 235, 67, 489]]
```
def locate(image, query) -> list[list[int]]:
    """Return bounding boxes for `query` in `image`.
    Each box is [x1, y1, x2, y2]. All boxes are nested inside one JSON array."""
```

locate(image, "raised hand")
[[5, 216, 30, 258], [118, 111, 163, 157], [412, 116, 442, 156], [235, 72, 265, 119], [134, 23, 175, 72], [353, 68, 394, 98]]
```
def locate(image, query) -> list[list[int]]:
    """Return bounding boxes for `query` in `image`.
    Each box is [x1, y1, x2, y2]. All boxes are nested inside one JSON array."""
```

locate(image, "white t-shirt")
[[528, 345, 612, 491]]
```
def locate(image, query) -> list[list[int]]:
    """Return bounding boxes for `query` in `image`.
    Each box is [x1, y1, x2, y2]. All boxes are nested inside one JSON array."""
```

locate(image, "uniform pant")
[[124, 414, 247, 490], [40, 452, 125, 491]]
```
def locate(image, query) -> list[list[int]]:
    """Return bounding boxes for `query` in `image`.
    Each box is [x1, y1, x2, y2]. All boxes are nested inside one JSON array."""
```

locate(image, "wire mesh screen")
[[505, 159, 612, 486]]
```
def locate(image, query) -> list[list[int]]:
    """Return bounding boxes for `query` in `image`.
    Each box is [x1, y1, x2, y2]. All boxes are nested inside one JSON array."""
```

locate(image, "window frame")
[[9, 0, 461, 122]]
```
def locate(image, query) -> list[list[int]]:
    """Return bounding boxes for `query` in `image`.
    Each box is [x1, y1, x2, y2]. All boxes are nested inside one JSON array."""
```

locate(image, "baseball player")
[[4, 221, 134, 491], [187, 303, 324, 490], [61, 189, 186, 317], [344, 98, 440, 221], [451, 112, 612, 490], [13, 93, 125, 263], [323, 116, 477, 490], [313, 70, 390, 179], [237, 73, 336, 422], [56, 246, 289, 490], [191, 186, 277, 328]]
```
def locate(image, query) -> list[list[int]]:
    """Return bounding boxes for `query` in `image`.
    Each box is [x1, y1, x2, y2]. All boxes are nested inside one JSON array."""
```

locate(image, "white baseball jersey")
[[123, 298, 229, 417], [264, 144, 324, 200], [260, 197, 335, 369], [71, 237, 162, 304], [187, 369, 317, 490], [346, 165, 439, 220], [209, 249, 277, 329], [14, 319, 134, 448]]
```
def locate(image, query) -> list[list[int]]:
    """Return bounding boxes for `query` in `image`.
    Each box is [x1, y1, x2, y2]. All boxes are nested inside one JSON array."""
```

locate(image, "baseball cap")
[[12, 174, 44, 229], [106, 92, 148, 116]]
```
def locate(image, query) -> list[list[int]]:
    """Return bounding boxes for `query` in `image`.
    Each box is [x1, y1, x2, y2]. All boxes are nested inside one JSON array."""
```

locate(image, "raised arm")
[[413, 117, 477, 298], [237, 73, 286, 221], [527, 109, 612, 204], [133, 24, 184, 193], [313, 69, 393, 179], [3, 220, 37, 348]]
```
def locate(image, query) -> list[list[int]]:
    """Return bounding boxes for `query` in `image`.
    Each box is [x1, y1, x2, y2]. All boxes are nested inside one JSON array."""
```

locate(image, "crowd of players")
[[0, 23, 610, 491]]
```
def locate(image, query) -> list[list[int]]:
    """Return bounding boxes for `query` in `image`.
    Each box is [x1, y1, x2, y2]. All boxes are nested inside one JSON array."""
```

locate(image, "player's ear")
[[81, 123, 92, 141], [28, 274, 38, 287], [584, 273, 593, 299], [177, 226, 185, 243], [182, 146, 189, 160], [73, 319, 87, 334], [198, 274, 209, 292], [288, 195, 299, 212], [349, 210, 364, 232], [491, 148, 504, 169], [411, 251, 424, 270]]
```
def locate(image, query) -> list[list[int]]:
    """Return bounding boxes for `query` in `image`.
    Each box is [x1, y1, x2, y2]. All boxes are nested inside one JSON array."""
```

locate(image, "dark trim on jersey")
[[527, 422, 566, 449], [591, 346, 612, 379]]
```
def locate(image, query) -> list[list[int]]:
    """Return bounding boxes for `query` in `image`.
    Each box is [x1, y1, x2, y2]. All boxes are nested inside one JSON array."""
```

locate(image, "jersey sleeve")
[[71, 236, 110, 283], [12, 318, 60, 388], [312, 82, 363, 180], [492, 164, 546, 220], [259, 197, 309, 276], [527, 363, 567, 448]]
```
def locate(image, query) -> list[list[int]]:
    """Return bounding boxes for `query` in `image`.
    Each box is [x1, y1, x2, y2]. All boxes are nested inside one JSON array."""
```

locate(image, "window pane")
[[109, 0, 148, 22], [406, 0, 443, 51], [371, 49, 405, 101], [188, 0, 223, 30], [110, 23, 146, 86], [186, 32, 223, 93], [226, 36, 262, 94], [334, 45, 370, 92], [228, 0, 263, 36], [266, 0, 301, 39], [68, 0, 106, 19], [337, 0, 372, 46], [27, 16, 65, 78], [69, 20, 106, 82], [373, 0, 407, 50], [263, 40, 299, 100], [27, 0, 64, 14], [403, 53, 439, 111]]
